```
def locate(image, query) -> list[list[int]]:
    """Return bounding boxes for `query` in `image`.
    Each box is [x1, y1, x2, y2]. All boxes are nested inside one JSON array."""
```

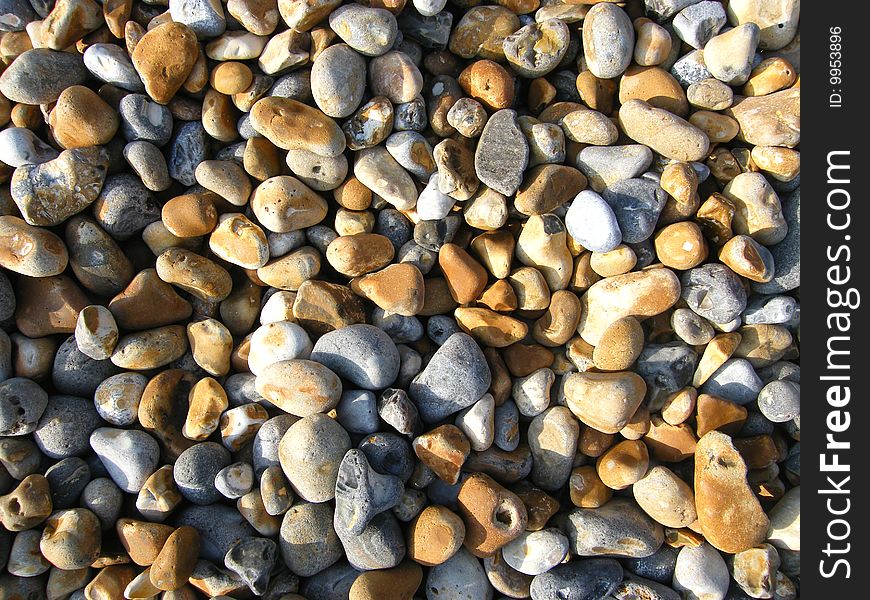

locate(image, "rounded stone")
[[310, 324, 401, 390], [0, 377, 48, 436], [34, 395, 103, 459], [279, 414, 351, 502], [90, 428, 160, 494], [173, 442, 231, 505], [311, 44, 366, 118], [582, 3, 634, 79]]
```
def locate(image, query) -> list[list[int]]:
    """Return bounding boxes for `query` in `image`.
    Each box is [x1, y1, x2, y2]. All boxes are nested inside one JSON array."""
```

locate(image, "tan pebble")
[[132, 22, 199, 104], [187, 318, 232, 376], [412, 425, 470, 485], [244, 137, 282, 181], [439, 243, 488, 305], [116, 518, 174, 566], [564, 371, 646, 434], [13, 275, 88, 338], [140, 371, 199, 462], [11, 333, 56, 381], [448, 6, 519, 60], [633, 466, 696, 528], [258, 28, 309, 75], [211, 62, 254, 95], [692, 332, 742, 387], [74, 305, 118, 361], [455, 306, 527, 348], [85, 565, 137, 600], [369, 50, 423, 104], [254, 359, 342, 417], [161, 193, 217, 238], [457, 473, 528, 557], [618, 99, 709, 162], [334, 209, 375, 237], [458, 59, 515, 111], [733, 434, 780, 470], [634, 18, 671, 66], [515, 214, 573, 291], [49, 85, 118, 149], [201, 89, 239, 143], [334, 175, 372, 210], [561, 109, 618, 145], [589, 245, 636, 277], [109, 268, 193, 330], [659, 160, 701, 207], [743, 57, 796, 97], [527, 77, 556, 114], [141, 221, 201, 256], [722, 172, 788, 245], [577, 268, 680, 346], [718, 235, 774, 282], [724, 89, 800, 148], [688, 110, 739, 144], [470, 230, 515, 279], [47, 565, 91, 600], [208, 213, 269, 270], [183, 377, 228, 441], [0, 215, 68, 277], [592, 316, 644, 371], [695, 192, 736, 246], [350, 263, 425, 316], [251, 175, 328, 233], [40, 508, 102, 570], [0, 474, 52, 531], [750, 146, 800, 182], [293, 279, 366, 335], [11, 103, 42, 130], [41, 0, 103, 50], [653, 221, 708, 270], [349, 561, 423, 600], [734, 324, 792, 367], [237, 488, 281, 536], [250, 96, 346, 157], [220, 403, 269, 451], [136, 465, 182, 522], [570, 252, 600, 293], [111, 325, 188, 370], [181, 46, 209, 94], [432, 138, 479, 201], [407, 505, 466, 566], [532, 289, 581, 347], [149, 526, 200, 591], [502, 344, 554, 378], [419, 277, 459, 317], [574, 71, 616, 114], [620, 404, 651, 440], [695, 392, 748, 438], [619, 66, 688, 117], [507, 267, 550, 312], [687, 78, 734, 110], [568, 465, 611, 508], [195, 159, 252, 207], [661, 387, 697, 425], [477, 279, 518, 313], [694, 431, 770, 553], [643, 415, 697, 462], [515, 165, 586, 217], [156, 248, 232, 302], [326, 233, 395, 277], [596, 439, 649, 490]]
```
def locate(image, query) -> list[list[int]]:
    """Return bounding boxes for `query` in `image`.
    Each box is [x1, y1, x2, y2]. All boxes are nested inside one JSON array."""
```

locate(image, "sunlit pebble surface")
[[0, 0, 800, 598]]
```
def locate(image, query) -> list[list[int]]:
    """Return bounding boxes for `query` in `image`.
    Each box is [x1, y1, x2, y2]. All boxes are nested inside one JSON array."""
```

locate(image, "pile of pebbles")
[[0, 0, 800, 598]]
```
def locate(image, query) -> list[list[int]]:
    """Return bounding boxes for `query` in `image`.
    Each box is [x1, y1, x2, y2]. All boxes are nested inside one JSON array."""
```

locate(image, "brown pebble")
[[351, 263, 425, 316], [407, 505, 466, 566], [0, 474, 52, 531], [161, 193, 218, 238], [149, 526, 200, 591], [596, 439, 650, 490], [458, 59, 516, 111], [569, 465, 612, 508], [643, 415, 697, 462], [413, 424, 471, 485], [326, 233, 395, 277], [210, 61, 254, 95], [349, 560, 423, 600], [477, 279, 519, 312], [653, 221, 708, 270], [49, 85, 119, 149], [502, 344, 554, 378], [132, 22, 200, 104], [116, 518, 174, 566], [457, 473, 528, 557], [14, 275, 88, 338], [439, 243, 488, 305], [592, 316, 644, 371], [454, 306, 528, 348], [293, 279, 367, 335], [109, 268, 193, 331]]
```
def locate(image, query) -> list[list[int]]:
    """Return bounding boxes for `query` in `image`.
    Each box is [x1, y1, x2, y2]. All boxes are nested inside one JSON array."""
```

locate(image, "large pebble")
[[251, 97, 346, 157], [255, 359, 341, 417], [329, 4, 397, 57], [619, 100, 710, 162], [311, 324, 400, 390], [90, 428, 159, 494], [474, 109, 529, 197], [0, 49, 88, 104], [530, 558, 624, 600], [582, 3, 634, 79], [311, 44, 366, 118], [279, 413, 351, 502], [565, 499, 664, 558], [672, 543, 729, 600], [602, 178, 667, 243]]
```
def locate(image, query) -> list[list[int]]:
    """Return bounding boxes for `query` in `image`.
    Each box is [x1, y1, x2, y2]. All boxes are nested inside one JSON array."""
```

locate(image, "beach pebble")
[[583, 3, 634, 79], [329, 4, 397, 57], [425, 547, 491, 600], [174, 442, 231, 505], [474, 109, 529, 197], [279, 413, 350, 502], [90, 427, 159, 494], [564, 190, 622, 253], [757, 380, 800, 422], [529, 558, 623, 600], [502, 529, 569, 576], [565, 498, 664, 558], [0, 377, 48, 436]]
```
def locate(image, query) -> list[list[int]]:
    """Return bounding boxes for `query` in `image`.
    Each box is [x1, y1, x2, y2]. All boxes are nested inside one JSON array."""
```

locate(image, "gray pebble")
[[358, 432, 415, 482], [576, 144, 653, 193], [396, 344, 423, 389], [426, 547, 491, 600], [311, 324, 400, 390], [671, 308, 715, 345], [0, 127, 58, 167], [0, 438, 40, 480], [672, 0, 726, 49], [215, 462, 255, 499], [398, 9, 452, 48], [377, 388, 420, 436], [701, 358, 763, 405], [475, 109, 529, 197], [311, 44, 366, 118], [757, 361, 800, 385], [372, 309, 424, 344], [45, 457, 90, 509], [286, 149, 348, 192], [93, 173, 162, 239], [681, 263, 748, 324], [0, 272, 13, 321], [269, 70, 313, 102], [307, 225, 339, 255], [394, 96, 428, 131], [119, 94, 173, 146], [427, 315, 461, 346], [299, 561, 360, 600], [753, 189, 800, 294], [504, 19, 570, 78], [583, 3, 634, 79], [334, 449, 404, 535], [397, 240, 437, 275], [33, 395, 103, 459], [169, 0, 226, 39], [52, 335, 122, 398], [426, 475, 463, 509], [529, 407, 577, 491], [612, 573, 681, 600], [565, 499, 664, 557], [83, 43, 144, 92], [0, 0, 34, 32], [739, 411, 775, 437], [0, 48, 89, 104], [279, 502, 344, 577], [81, 477, 123, 532], [494, 399, 520, 452], [329, 4, 398, 57], [0, 377, 48, 436], [413, 214, 461, 251], [623, 545, 680, 584], [644, 0, 704, 22], [90, 427, 160, 493], [174, 504, 257, 563], [393, 488, 427, 522], [673, 543, 729, 600], [743, 295, 797, 325], [386, 131, 435, 180], [603, 178, 667, 243], [336, 390, 380, 435], [225, 537, 278, 595], [636, 343, 697, 394], [375, 208, 414, 250], [168, 121, 210, 186], [757, 380, 800, 422], [410, 332, 491, 423], [670, 49, 711, 87], [530, 558, 623, 600], [123, 141, 172, 192], [174, 441, 232, 505]]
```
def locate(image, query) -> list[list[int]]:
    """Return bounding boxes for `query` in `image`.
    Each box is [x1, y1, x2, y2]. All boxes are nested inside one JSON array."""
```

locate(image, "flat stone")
[[474, 109, 529, 196]]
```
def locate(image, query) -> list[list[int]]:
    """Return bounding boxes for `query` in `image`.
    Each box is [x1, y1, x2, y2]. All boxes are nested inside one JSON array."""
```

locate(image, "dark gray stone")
[[374, 208, 414, 250], [475, 109, 528, 196], [358, 432, 415, 482], [681, 263, 748, 324], [397, 10, 452, 48], [44, 457, 90, 509], [168, 120, 209, 186], [336, 510, 405, 571], [427, 315, 461, 346], [0, 49, 89, 104], [753, 188, 800, 294], [603, 178, 667, 243], [565, 499, 664, 558], [334, 449, 404, 535], [33, 395, 102, 459], [336, 390, 379, 435], [119, 94, 173, 146], [299, 561, 360, 600], [311, 324, 400, 390], [225, 537, 278, 596], [377, 388, 420, 437], [0, 377, 48, 436], [175, 505, 257, 562], [635, 343, 697, 394], [530, 558, 623, 600], [173, 442, 231, 505], [412, 214, 461, 251], [92, 173, 162, 240], [52, 336, 121, 397]]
